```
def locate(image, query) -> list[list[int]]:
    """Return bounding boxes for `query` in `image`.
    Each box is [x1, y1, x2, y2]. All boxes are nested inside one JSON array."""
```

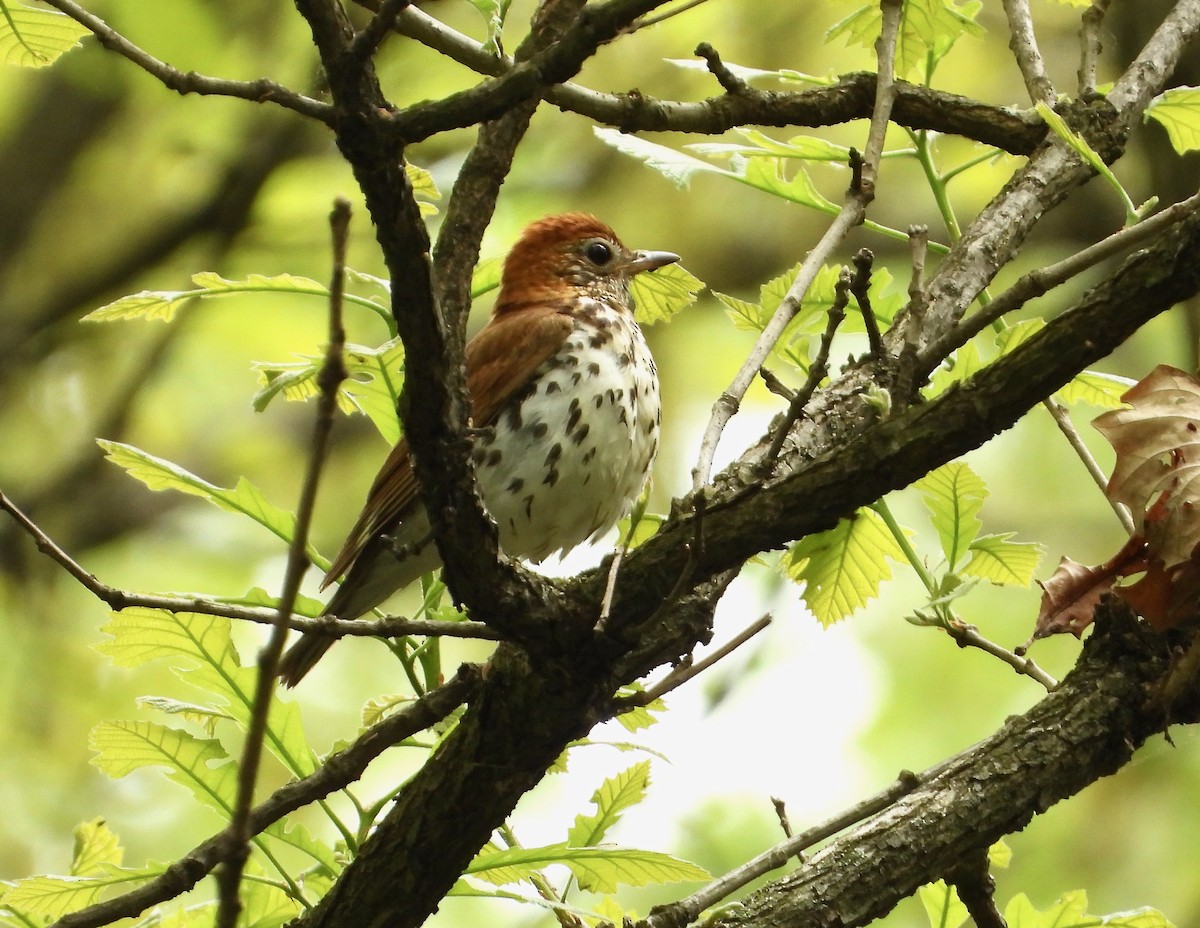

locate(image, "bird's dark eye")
[[584, 240, 613, 265]]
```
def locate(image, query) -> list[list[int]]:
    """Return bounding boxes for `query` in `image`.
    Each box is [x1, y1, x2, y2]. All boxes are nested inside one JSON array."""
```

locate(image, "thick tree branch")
[[607, 205, 1200, 639], [368, 2, 1046, 152], [695, 602, 1195, 928]]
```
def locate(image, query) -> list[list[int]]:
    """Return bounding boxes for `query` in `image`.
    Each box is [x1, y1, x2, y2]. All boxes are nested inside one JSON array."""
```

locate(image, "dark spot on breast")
[[618, 352, 631, 368], [532, 421, 549, 439], [505, 402, 523, 430], [582, 447, 597, 464], [545, 380, 561, 394], [566, 398, 582, 432], [571, 423, 591, 445], [508, 478, 524, 493], [543, 468, 560, 487], [593, 394, 604, 409], [545, 443, 562, 466], [487, 449, 502, 467], [587, 361, 601, 377], [618, 407, 628, 425]]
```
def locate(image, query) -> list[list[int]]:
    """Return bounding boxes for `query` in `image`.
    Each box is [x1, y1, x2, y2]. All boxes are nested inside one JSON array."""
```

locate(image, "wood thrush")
[[278, 213, 679, 685]]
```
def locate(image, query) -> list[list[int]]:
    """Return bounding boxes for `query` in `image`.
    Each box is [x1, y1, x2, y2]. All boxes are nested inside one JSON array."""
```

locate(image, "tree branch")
[[50, 665, 480, 928], [695, 602, 1189, 928], [37, 0, 332, 122], [367, 2, 1046, 153]]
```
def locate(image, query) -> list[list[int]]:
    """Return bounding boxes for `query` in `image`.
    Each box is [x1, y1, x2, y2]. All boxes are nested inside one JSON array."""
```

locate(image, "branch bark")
[[694, 601, 1195, 928]]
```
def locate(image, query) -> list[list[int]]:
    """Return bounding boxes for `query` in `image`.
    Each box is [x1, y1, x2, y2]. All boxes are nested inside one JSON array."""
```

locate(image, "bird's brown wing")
[[321, 304, 574, 587]]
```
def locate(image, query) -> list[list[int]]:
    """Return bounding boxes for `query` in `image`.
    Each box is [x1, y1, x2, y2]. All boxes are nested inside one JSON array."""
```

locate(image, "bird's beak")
[[625, 250, 681, 275]]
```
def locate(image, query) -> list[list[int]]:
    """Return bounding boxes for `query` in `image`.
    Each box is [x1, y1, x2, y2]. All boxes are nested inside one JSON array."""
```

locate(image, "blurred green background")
[[2, 0, 1199, 925]]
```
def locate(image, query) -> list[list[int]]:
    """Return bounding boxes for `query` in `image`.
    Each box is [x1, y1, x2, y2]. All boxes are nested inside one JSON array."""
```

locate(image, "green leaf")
[[783, 508, 905, 625], [405, 161, 442, 214], [464, 0, 511, 54], [1056, 370, 1136, 408], [963, 534, 1043, 587], [466, 844, 708, 894], [568, 761, 652, 848], [342, 338, 407, 444], [83, 271, 392, 326], [2, 863, 164, 918], [253, 338, 406, 443], [927, 340, 984, 395], [688, 128, 851, 163], [632, 262, 703, 325], [917, 880, 967, 928], [71, 819, 123, 876], [1004, 890, 1173, 928], [90, 719, 236, 815], [1037, 102, 1140, 224], [95, 609, 318, 779], [741, 155, 836, 211], [97, 439, 324, 564], [0, 2, 89, 68], [1146, 86, 1200, 154], [471, 256, 503, 298], [993, 318, 1044, 357], [826, 0, 984, 77], [136, 696, 233, 737], [263, 819, 340, 875], [915, 461, 986, 570]]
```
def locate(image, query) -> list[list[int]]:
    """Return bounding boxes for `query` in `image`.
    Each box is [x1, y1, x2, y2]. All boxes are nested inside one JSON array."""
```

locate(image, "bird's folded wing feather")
[[321, 304, 575, 587]]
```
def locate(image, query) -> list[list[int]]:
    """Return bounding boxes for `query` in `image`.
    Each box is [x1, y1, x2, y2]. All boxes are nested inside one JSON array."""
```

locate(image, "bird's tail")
[[277, 632, 335, 688]]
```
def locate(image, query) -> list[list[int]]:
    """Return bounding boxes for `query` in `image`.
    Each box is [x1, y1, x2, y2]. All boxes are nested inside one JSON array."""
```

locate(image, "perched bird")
[[278, 213, 679, 685]]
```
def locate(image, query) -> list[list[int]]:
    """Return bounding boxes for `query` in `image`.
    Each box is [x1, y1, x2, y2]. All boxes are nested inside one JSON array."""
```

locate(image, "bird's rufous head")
[[493, 213, 679, 316]]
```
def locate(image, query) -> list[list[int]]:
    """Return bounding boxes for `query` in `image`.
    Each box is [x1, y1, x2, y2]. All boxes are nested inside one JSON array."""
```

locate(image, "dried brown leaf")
[[1093, 364, 1200, 569]]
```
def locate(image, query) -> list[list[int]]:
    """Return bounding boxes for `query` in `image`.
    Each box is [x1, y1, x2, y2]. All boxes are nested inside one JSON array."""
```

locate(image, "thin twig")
[[0, 492, 504, 640], [641, 765, 946, 928], [1044, 399, 1135, 534], [1001, 0, 1057, 105], [214, 200, 351, 928], [38, 0, 332, 123], [52, 665, 480, 928], [694, 42, 747, 94], [770, 797, 805, 863], [613, 614, 772, 709], [758, 367, 796, 402], [691, 0, 903, 490], [917, 190, 1200, 376], [946, 621, 1059, 691], [351, 0, 411, 60], [850, 248, 884, 357], [629, 0, 713, 32], [762, 269, 851, 471], [893, 225, 930, 405], [1078, 0, 1114, 97]]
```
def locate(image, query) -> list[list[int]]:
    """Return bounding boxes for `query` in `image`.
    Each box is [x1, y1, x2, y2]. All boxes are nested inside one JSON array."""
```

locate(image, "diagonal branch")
[[50, 665, 480, 928], [692, 602, 1199, 928], [37, 0, 333, 122], [691, 0, 904, 489]]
